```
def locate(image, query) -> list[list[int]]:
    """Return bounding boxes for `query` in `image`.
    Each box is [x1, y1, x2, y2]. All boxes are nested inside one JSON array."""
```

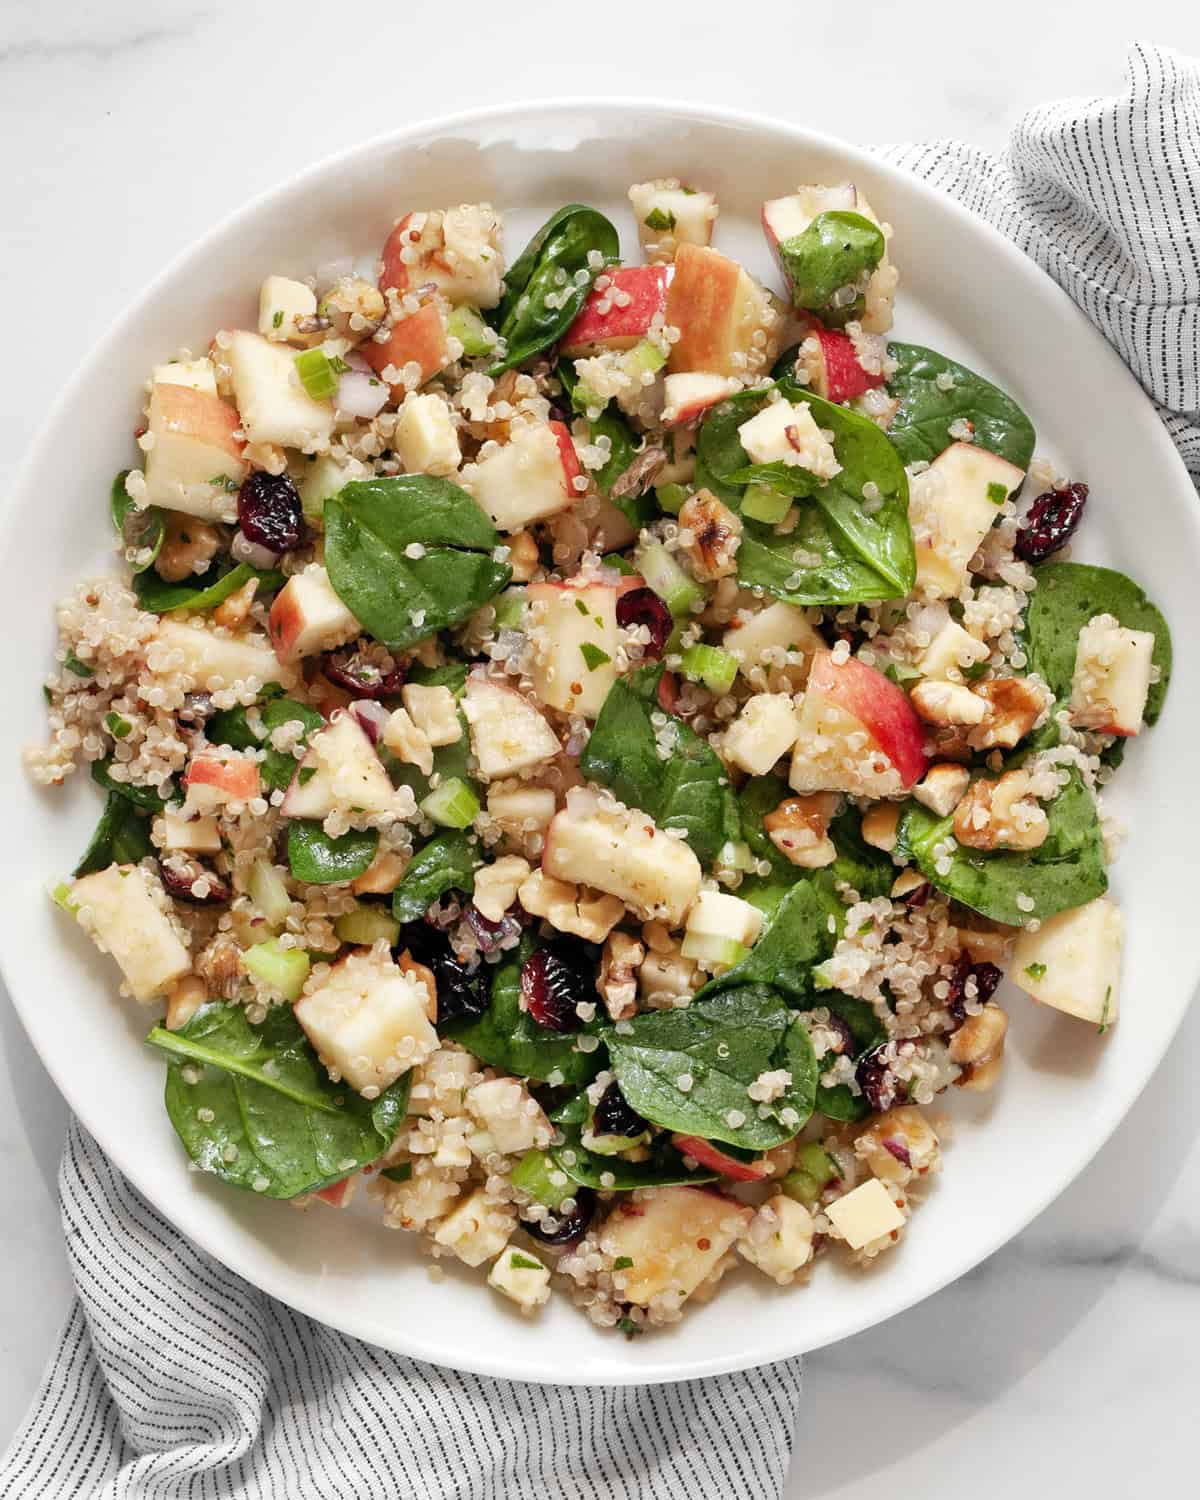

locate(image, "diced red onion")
[[336, 370, 389, 420], [883, 1139, 912, 1167], [341, 348, 371, 373], [350, 700, 390, 743], [230, 529, 281, 569]]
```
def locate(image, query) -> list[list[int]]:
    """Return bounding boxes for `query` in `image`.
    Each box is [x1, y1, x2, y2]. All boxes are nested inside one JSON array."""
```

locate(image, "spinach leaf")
[[391, 830, 479, 922], [488, 205, 620, 375], [110, 469, 164, 574], [73, 792, 154, 876], [774, 211, 884, 323], [147, 1003, 410, 1198], [90, 756, 166, 811], [701, 876, 840, 1003], [695, 384, 771, 506], [828, 804, 895, 899], [323, 476, 510, 652], [805, 992, 887, 1123], [739, 772, 793, 872], [406, 660, 469, 696], [579, 665, 740, 866], [886, 343, 1036, 469], [607, 985, 818, 1149], [208, 696, 324, 795], [1023, 561, 1171, 726], [555, 359, 650, 520], [287, 821, 379, 884], [902, 769, 1107, 924], [445, 937, 605, 1086], [134, 562, 284, 614], [550, 1127, 717, 1191]]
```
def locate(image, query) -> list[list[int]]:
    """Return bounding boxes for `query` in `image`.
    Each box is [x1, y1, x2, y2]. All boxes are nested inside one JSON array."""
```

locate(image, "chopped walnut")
[[678, 489, 742, 580], [382, 706, 434, 776], [968, 676, 1048, 750], [212, 577, 260, 631], [910, 679, 987, 727], [598, 931, 646, 1021], [506, 530, 540, 582], [763, 793, 839, 867], [912, 763, 970, 818], [166, 974, 207, 1031], [155, 514, 222, 583], [351, 848, 410, 895], [397, 950, 438, 1023], [517, 869, 624, 943], [952, 769, 1048, 851], [861, 802, 900, 853], [472, 855, 531, 922], [950, 1002, 1008, 1090], [196, 935, 242, 1000]]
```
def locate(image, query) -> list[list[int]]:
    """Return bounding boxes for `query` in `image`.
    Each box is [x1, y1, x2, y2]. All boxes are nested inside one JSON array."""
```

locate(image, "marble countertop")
[[2, 2, 1197, 1493]]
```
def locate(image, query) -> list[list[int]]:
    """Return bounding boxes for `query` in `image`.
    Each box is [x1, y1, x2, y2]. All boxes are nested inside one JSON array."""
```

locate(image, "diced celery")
[[297, 455, 349, 526], [420, 776, 480, 830], [680, 644, 738, 696], [679, 931, 748, 968], [248, 860, 292, 928], [242, 939, 310, 1002], [334, 903, 401, 947], [780, 1144, 841, 1207], [655, 482, 688, 516], [492, 587, 528, 630], [635, 541, 705, 617], [446, 304, 493, 358], [621, 338, 667, 379], [571, 380, 609, 416], [511, 1149, 572, 1208], [717, 840, 758, 873], [741, 483, 792, 524], [294, 348, 338, 401]]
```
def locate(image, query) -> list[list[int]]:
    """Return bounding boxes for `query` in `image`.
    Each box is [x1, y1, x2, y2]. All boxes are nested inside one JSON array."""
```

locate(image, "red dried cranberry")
[[616, 586, 672, 659], [397, 921, 490, 1024], [946, 957, 1003, 1026], [159, 857, 231, 905], [824, 1014, 856, 1056], [520, 939, 597, 1032], [525, 1188, 595, 1246], [1014, 482, 1088, 563], [321, 643, 406, 698], [591, 1082, 648, 1140], [856, 1047, 907, 1113], [899, 880, 931, 908], [237, 472, 304, 554]]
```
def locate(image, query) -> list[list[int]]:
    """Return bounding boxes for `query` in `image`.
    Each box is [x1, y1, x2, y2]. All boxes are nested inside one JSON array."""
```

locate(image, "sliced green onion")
[[492, 588, 528, 630], [655, 482, 688, 516], [294, 348, 339, 401], [446, 304, 494, 358], [334, 902, 401, 947], [680, 644, 738, 696], [242, 939, 310, 1002], [104, 711, 133, 740], [741, 483, 793, 524], [420, 777, 480, 830], [621, 337, 667, 379], [62, 650, 94, 679]]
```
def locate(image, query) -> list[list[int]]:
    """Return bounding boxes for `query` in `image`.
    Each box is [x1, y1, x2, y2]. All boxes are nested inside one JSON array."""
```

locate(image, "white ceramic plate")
[[1, 102, 1195, 1386]]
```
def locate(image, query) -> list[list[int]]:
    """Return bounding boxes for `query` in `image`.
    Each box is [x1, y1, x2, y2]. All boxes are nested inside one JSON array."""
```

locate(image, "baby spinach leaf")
[[550, 1127, 717, 1191], [902, 769, 1107, 925], [110, 470, 164, 574], [607, 985, 818, 1149], [488, 205, 620, 374], [695, 384, 772, 506], [134, 561, 284, 615], [90, 756, 167, 811], [407, 660, 469, 696], [738, 773, 795, 876], [555, 359, 649, 520], [287, 821, 378, 884], [391, 830, 479, 922], [323, 476, 510, 652], [208, 696, 324, 795], [886, 343, 1036, 469], [828, 805, 894, 899], [147, 1003, 410, 1199], [701, 876, 841, 1003], [73, 791, 154, 876], [445, 937, 605, 1086], [803, 992, 887, 1123], [1023, 561, 1171, 726], [579, 665, 740, 866], [774, 211, 884, 323]]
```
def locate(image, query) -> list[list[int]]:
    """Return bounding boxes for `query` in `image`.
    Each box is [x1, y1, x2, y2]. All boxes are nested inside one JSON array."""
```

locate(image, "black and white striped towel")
[[2, 39, 1196, 1500]]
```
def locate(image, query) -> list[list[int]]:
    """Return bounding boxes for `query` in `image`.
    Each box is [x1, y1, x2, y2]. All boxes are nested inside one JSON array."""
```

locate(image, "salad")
[[26, 176, 1171, 1334]]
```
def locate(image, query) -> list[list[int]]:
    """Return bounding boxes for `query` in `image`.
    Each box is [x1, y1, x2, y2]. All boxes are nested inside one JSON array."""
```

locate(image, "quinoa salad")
[[26, 178, 1171, 1335]]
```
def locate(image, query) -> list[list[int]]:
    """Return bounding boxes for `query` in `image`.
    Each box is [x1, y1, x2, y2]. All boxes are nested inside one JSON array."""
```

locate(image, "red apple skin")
[[672, 1135, 768, 1181], [549, 419, 583, 493], [268, 587, 303, 664], [184, 757, 261, 802], [808, 651, 928, 788], [559, 265, 670, 355], [155, 383, 245, 461], [810, 325, 885, 403], [315, 1176, 353, 1207], [379, 212, 428, 295], [665, 245, 742, 374], [362, 303, 450, 393], [657, 671, 680, 713]]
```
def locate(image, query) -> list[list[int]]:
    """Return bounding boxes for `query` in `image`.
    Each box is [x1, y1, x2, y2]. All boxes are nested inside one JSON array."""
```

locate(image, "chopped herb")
[[612, 1255, 634, 1271], [987, 481, 1008, 505], [508, 1251, 543, 1271], [644, 207, 676, 232], [298, 766, 317, 786], [104, 712, 132, 740], [1099, 985, 1112, 1034], [328, 355, 350, 375], [272, 310, 283, 329], [380, 1163, 412, 1183], [574, 598, 590, 616], [206, 474, 241, 492], [1024, 961, 1047, 980], [616, 1316, 643, 1336], [857, 919, 875, 935], [579, 643, 611, 671], [62, 650, 94, 679]]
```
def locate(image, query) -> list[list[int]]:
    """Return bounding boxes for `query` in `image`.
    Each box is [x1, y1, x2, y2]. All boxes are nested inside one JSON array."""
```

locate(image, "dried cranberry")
[[616, 586, 672, 659], [159, 857, 230, 905], [856, 1047, 906, 1113], [946, 957, 1003, 1026], [591, 1082, 647, 1140], [824, 1014, 856, 1057], [898, 880, 931, 908], [321, 642, 406, 698], [237, 471, 303, 554], [1014, 482, 1088, 563], [396, 921, 490, 1025], [525, 1188, 595, 1246], [520, 939, 597, 1032]]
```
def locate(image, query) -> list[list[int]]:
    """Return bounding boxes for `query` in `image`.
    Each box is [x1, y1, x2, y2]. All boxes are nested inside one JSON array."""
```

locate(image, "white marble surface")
[[1, 1, 1198, 1492]]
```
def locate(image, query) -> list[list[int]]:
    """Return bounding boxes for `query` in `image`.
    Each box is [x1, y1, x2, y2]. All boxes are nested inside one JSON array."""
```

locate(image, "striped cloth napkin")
[[1, 39, 1195, 1500]]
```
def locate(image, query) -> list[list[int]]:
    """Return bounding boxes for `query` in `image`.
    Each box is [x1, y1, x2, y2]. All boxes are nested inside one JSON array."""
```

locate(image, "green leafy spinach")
[[110, 470, 164, 574], [773, 211, 884, 323], [701, 876, 841, 1003], [134, 561, 284, 615], [287, 821, 379, 885], [208, 696, 324, 794], [550, 1127, 718, 1191], [886, 343, 1036, 469], [73, 792, 154, 877], [391, 830, 479, 923]]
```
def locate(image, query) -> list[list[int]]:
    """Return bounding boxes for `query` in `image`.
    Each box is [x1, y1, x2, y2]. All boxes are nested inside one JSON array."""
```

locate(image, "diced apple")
[[919, 618, 990, 681], [1010, 896, 1123, 1025], [314, 1176, 356, 1208], [722, 693, 800, 776], [393, 391, 461, 477], [464, 420, 580, 533], [153, 619, 287, 691], [152, 358, 217, 395], [142, 383, 246, 520], [380, 206, 504, 309], [672, 1136, 768, 1182], [280, 712, 401, 820], [466, 1077, 550, 1156], [600, 1186, 752, 1305], [1069, 615, 1155, 736], [294, 945, 439, 1093], [790, 650, 928, 795], [665, 244, 782, 378], [762, 184, 897, 334], [158, 808, 222, 854], [70, 864, 191, 1003], [488, 1244, 551, 1310], [362, 302, 452, 397], [723, 601, 822, 689], [297, 453, 358, 526], [542, 786, 702, 926], [486, 783, 557, 839], [661, 372, 739, 428], [560, 265, 671, 356], [797, 323, 886, 403], [182, 754, 261, 814], [628, 180, 718, 262], [824, 1178, 905, 1251], [258, 275, 317, 344], [402, 684, 461, 747], [226, 330, 335, 452], [268, 565, 360, 664], [737, 398, 840, 479], [462, 676, 560, 779], [526, 579, 619, 719], [681, 890, 764, 967], [738, 1195, 816, 1280], [909, 442, 1025, 599], [432, 1187, 516, 1267]]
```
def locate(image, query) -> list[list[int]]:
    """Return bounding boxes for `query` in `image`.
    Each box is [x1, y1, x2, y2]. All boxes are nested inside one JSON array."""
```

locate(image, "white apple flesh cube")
[[909, 442, 1024, 598], [661, 372, 739, 429], [824, 1179, 906, 1251], [738, 1195, 815, 1282], [268, 566, 360, 664], [402, 684, 461, 747], [152, 358, 217, 395], [158, 809, 222, 854], [1070, 615, 1155, 736], [1010, 896, 1123, 1025], [527, 579, 619, 719], [382, 207, 504, 309], [433, 1188, 517, 1267], [226, 330, 335, 452], [465, 421, 579, 533], [462, 676, 560, 779], [466, 1077, 550, 1156], [70, 865, 191, 1003], [142, 383, 246, 520], [681, 890, 764, 967], [918, 618, 990, 681], [665, 244, 781, 378], [628, 180, 718, 262], [487, 1246, 551, 1310], [394, 392, 461, 477], [294, 946, 439, 1093], [486, 783, 557, 837], [790, 652, 928, 796], [722, 692, 800, 776], [737, 399, 840, 479], [153, 619, 287, 692], [600, 1186, 752, 1306], [258, 275, 317, 343], [281, 713, 400, 820], [723, 602, 822, 688], [542, 786, 702, 926]]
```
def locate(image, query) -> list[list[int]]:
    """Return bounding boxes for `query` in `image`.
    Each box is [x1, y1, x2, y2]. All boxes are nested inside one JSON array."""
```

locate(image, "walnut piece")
[[952, 769, 1048, 851]]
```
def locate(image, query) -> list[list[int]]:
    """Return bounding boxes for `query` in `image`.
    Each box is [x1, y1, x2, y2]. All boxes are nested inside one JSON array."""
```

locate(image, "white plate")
[[1, 101, 1195, 1386]]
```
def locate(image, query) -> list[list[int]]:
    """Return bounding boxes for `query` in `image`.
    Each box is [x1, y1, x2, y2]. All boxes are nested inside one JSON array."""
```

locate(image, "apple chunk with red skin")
[[362, 302, 451, 396], [379, 207, 503, 309], [526, 577, 622, 719], [559, 265, 670, 356], [665, 244, 781, 378], [183, 754, 261, 814], [661, 372, 739, 428], [281, 712, 400, 820], [797, 322, 885, 404], [142, 382, 246, 519], [467, 419, 582, 534], [790, 651, 927, 797], [672, 1135, 768, 1182]]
